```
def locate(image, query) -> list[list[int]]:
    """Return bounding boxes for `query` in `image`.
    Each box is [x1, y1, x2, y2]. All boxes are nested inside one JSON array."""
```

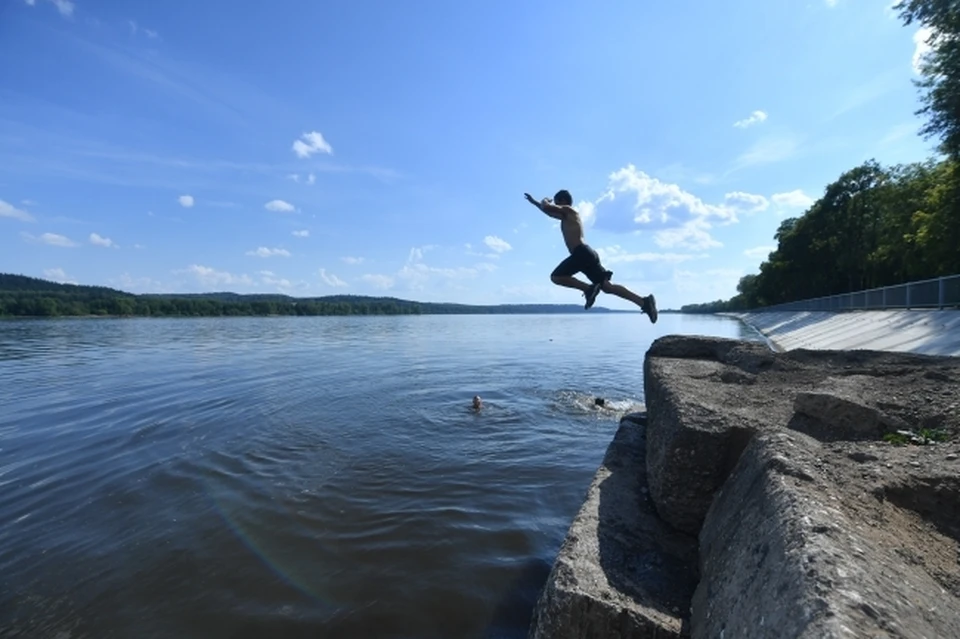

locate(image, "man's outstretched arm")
[[524, 193, 567, 219]]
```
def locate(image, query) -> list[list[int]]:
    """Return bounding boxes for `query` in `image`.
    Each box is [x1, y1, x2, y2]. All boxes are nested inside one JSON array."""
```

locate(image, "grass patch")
[[883, 429, 950, 446]]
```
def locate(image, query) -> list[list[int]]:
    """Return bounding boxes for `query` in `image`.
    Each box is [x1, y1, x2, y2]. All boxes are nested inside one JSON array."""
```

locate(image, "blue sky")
[[0, 0, 937, 310]]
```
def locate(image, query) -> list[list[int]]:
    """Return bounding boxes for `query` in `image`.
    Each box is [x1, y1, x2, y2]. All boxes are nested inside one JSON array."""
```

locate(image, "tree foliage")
[[681, 158, 960, 312], [0, 274, 625, 318], [895, 0, 960, 158]]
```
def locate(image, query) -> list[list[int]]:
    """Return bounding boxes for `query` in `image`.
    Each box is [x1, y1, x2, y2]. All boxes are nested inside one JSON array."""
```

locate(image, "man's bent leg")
[[602, 281, 658, 323], [551, 274, 591, 292]]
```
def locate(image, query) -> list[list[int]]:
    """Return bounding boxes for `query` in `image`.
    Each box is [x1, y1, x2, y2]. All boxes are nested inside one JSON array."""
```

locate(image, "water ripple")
[[0, 314, 756, 638]]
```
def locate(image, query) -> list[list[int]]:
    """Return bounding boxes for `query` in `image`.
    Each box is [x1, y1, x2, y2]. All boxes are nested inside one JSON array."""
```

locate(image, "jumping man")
[[524, 190, 658, 323]]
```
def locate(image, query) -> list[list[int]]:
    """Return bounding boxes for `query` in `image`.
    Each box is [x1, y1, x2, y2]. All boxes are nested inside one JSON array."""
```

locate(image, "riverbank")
[[529, 335, 960, 638], [732, 309, 960, 357]]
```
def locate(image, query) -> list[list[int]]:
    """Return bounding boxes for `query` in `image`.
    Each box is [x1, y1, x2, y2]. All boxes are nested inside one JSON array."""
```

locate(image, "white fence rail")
[[752, 274, 960, 312]]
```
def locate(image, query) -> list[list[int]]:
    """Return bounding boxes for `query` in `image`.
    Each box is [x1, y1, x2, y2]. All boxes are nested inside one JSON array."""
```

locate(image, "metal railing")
[[750, 274, 960, 312]]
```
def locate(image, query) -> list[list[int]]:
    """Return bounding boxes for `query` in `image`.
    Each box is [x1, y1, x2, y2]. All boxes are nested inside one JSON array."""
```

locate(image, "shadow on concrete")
[[596, 418, 698, 633]]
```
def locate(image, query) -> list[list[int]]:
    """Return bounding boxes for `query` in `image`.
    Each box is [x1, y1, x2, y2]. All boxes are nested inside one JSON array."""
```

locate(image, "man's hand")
[[524, 192, 538, 206]]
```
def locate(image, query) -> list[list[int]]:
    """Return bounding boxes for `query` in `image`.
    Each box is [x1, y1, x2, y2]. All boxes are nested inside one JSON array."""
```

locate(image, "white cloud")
[[180, 264, 253, 288], [246, 247, 291, 258], [292, 131, 333, 158], [597, 245, 709, 264], [292, 229, 310, 237], [744, 245, 776, 259], [771, 189, 814, 209], [397, 262, 482, 290], [24, 0, 37, 5], [341, 256, 364, 264], [596, 164, 740, 227], [178, 195, 194, 208], [288, 173, 316, 185], [319, 268, 347, 287], [723, 191, 769, 215], [361, 274, 394, 290], [144, 29, 159, 39], [89, 232, 117, 248], [733, 110, 768, 129], [913, 27, 934, 75], [260, 271, 293, 290], [265, 199, 295, 212], [825, 0, 838, 7], [577, 200, 596, 228], [0, 199, 35, 222], [484, 235, 512, 253], [407, 245, 437, 263], [22, 232, 78, 247], [43, 267, 77, 284], [50, 0, 73, 16], [654, 219, 723, 251]]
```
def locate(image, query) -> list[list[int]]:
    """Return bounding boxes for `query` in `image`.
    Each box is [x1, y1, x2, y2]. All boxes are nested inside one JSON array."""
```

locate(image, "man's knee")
[[550, 274, 563, 284]]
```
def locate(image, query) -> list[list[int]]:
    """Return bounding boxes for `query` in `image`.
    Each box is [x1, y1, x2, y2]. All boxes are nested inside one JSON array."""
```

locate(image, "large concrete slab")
[[735, 310, 960, 356], [693, 430, 960, 639], [528, 413, 699, 639]]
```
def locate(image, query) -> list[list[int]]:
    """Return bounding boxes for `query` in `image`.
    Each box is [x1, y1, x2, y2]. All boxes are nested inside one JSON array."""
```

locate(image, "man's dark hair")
[[554, 189, 573, 206]]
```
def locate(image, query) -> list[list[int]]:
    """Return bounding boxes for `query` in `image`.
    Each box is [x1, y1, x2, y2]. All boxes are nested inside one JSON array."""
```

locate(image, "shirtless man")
[[524, 190, 657, 323]]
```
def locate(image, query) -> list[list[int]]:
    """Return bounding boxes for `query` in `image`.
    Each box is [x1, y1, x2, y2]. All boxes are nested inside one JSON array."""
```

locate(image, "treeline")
[[683, 0, 960, 313], [0, 274, 621, 318]]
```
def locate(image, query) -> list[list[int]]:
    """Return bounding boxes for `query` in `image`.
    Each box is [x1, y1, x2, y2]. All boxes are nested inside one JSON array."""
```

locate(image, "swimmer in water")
[[472, 395, 483, 411]]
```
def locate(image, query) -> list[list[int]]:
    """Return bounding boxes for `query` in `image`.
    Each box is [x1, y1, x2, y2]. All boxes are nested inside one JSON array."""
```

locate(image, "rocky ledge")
[[529, 335, 960, 639]]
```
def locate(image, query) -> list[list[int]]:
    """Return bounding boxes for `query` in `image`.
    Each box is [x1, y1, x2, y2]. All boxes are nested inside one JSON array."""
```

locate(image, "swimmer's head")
[[472, 395, 482, 410], [594, 397, 605, 407]]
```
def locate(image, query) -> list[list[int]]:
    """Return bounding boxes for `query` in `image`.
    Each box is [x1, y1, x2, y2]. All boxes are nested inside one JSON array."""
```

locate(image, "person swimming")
[[472, 395, 483, 411]]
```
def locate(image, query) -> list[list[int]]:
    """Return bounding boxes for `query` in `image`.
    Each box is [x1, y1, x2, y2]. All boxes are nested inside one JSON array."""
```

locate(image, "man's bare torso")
[[560, 209, 584, 253]]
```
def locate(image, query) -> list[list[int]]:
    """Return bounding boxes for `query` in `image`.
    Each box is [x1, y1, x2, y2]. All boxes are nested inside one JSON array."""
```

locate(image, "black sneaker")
[[584, 281, 603, 310], [641, 294, 658, 323]]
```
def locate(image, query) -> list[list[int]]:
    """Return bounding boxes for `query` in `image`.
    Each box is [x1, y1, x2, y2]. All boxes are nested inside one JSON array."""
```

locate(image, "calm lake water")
[[0, 312, 763, 639]]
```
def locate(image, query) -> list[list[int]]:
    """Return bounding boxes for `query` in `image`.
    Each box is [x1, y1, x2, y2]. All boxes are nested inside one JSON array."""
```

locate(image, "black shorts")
[[551, 243, 613, 285]]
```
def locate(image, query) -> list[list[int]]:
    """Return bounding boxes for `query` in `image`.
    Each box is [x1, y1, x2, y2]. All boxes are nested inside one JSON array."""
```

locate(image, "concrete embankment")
[[734, 310, 960, 356], [529, 335, 960, 638]]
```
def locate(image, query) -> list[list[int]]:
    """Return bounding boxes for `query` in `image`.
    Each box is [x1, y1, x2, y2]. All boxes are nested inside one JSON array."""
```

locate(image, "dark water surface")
[[0, 313, 761, 638]]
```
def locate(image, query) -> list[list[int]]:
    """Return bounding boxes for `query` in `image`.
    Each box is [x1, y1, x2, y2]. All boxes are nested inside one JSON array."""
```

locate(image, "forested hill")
[[0, 273, 634, 317]]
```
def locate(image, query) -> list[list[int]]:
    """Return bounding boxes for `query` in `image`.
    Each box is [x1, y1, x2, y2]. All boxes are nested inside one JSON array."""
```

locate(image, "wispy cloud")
[[824, 0, 839, 7], [913, 27, 935, 75], [0, 199, 35, 222], [265, 199, 295, 212], [43, 267, 77, 284], [292, 229, 310, 237], [287, 173, 317, 185], [179, 264, 253, 288], [341, 256, 364, 264], [246, 247, 291, 258], [178, 194, 194, 208], [22, 232, 78, 247], [598, 246, 709, 264], [484, 235, 512, 254], [733, 110, 768, 129], [361, 274, 394, 290], [25, 0, 74, 17], [733, 134, 800, 170], [744, 245, 776, 259], [319, 268, 347, 287], [50, 0, 73, 16], [771, 189, 814, 209], [89, 232, 118, 248], [292, 131, 333, 159]]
